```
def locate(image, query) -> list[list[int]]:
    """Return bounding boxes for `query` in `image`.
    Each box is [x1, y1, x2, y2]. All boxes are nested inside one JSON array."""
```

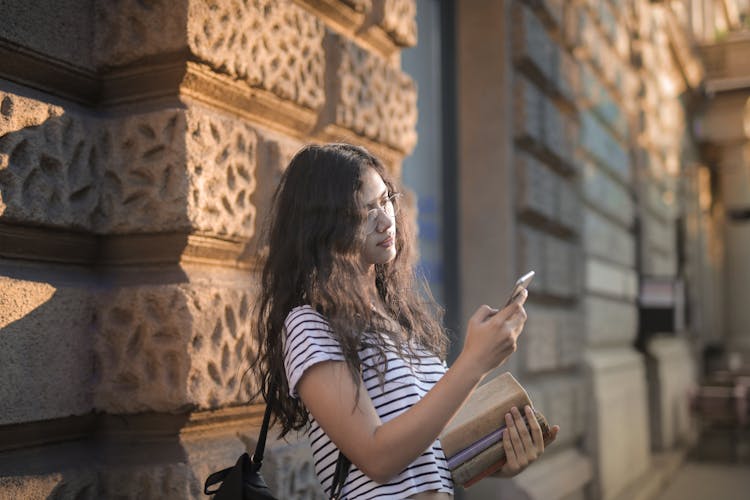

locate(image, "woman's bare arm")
[[297, 296, 528, 483]]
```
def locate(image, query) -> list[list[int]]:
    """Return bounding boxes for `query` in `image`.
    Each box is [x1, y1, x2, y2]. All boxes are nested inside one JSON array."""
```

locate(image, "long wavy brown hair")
[[253, 143, 448, 437]]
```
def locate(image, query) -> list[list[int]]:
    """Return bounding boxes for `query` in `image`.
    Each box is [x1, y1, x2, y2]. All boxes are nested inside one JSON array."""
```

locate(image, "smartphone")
[[504, 270, 535, 307]]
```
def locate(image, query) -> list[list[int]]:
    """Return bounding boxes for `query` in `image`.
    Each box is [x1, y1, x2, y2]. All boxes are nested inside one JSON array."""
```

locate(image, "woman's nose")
[[376, 210, 394, 232]]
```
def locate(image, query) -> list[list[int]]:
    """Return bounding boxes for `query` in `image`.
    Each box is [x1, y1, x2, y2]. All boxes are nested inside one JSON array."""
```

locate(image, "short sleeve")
[[283, 305, 345, 398]]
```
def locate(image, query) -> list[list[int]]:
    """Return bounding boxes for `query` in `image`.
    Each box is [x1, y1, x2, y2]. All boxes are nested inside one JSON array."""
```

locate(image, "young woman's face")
[[358, 167, 398, 269]]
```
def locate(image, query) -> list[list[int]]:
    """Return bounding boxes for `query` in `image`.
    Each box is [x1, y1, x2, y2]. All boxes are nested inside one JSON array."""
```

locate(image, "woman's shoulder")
[[284, 305, 331, 332]]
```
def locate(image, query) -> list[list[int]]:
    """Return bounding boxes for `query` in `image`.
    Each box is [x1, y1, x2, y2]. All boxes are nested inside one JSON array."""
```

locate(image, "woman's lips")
[[379, 236, 394, 248]]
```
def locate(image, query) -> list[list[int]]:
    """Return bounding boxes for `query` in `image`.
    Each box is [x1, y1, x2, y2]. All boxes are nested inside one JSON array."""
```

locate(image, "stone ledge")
[[611, 448, 688, 500], [463, 448, 592, 500]]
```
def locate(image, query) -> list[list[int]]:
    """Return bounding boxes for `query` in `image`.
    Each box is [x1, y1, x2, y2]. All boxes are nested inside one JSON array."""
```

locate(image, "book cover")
[[451, 410, 551, 487], [439, 372, 533, 459]]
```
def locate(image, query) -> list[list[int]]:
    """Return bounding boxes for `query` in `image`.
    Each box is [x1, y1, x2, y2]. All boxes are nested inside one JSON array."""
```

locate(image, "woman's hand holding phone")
[[460, 289, 529, 378]]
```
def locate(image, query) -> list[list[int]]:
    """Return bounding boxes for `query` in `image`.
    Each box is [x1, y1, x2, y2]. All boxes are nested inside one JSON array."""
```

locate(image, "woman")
[[254, 143, 558, 499]]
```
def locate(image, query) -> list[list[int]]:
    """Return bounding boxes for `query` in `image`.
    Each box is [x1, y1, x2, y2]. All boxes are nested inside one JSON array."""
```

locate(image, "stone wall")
[[0, 1, 417, 498], [457, 1, 704, 500]]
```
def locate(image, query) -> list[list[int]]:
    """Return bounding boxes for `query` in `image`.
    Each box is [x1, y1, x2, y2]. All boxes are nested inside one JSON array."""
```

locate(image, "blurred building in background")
[[0, 1, 748, 499]]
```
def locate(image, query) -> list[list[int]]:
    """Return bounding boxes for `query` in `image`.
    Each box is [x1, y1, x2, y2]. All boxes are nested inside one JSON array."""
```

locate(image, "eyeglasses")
[[364, 192, 402, 234]]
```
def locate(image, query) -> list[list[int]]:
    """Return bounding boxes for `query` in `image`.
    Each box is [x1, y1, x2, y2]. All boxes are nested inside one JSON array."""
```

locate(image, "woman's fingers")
[[505, 411, 529, 468], [525, 405, 545, 454], [502, 427, 519, 472], [512, 407, 536, 459]]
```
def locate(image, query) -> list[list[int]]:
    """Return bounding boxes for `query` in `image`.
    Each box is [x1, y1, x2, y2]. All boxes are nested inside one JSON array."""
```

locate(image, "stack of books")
[[439, 372, 552, 488]]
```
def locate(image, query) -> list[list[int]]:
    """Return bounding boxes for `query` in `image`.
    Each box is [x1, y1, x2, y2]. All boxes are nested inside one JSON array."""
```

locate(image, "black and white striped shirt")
[[283, 305, 454, 500]]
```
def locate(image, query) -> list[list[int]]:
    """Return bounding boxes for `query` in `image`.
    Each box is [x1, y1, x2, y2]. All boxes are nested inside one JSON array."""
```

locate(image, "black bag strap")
[[204, 383, 351, 499], [250, 388, 275, 467], [330, 451, 351, 499]]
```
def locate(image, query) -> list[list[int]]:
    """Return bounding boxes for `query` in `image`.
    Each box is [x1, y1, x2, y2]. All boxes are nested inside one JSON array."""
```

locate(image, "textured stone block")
[[558, 311, 585, 368], [0, 88, 258, 238], [465, 448, 591, 500], [511, 2, 551, 73], [517, 153, 557, 220], [513, 77, 543, 143], [95, 0, 326, 111], [558, 48, 580, 102], [558, 179, 581, 232], [324, 33, 417, 153], [543, 98, 566, 161], [545, 236, 579, 299], [584, 295, 637, 346], [0, 275, 94, 425], [182, 105, 259, 239], [522, 305, 583, 372], [372, 0, 417, 47], [583, 209, 635, 267], [262, 436, 326, 499], [94, 282, 259, 413], [585, 258, 637, 300], [94, 0, 188, 69], [640, 211, 676, 256], [521, 305, 559, 372], [251, 133, 304, 251], [582, 161, 634, 228], [585, 348, 651, 500], [0, 0, 94, 69], [580, 112, 630, 183], [188, 0, 326, 110], [0, 91, 99, 230], [645, 336, 696, 451]]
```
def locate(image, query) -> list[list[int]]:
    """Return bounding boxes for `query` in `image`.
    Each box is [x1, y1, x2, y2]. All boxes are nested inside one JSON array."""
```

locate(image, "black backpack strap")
[[203, 387, 276, 496], [251, 388, 276, 467], [329, 452, 351, 500]]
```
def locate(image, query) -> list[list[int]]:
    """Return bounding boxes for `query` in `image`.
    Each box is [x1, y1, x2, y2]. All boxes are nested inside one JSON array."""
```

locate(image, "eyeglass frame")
[[364, 192, 402, 234]]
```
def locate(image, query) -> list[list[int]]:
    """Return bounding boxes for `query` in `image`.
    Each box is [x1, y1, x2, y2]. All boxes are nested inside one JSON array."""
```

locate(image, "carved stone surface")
[[0, 275, 94, 425], [250, 133, 303, 252], [1, 89, 257, 238], [103, 105, 257, 238], [100, 110, 190, 233], [0, 91, 100, 230], [93, 0, 188, 69], [188, 0, 325, 111], [373, 0, 417, 47], [263, 436, 327, 499], [341, 0, 372, 12], [94, 282, 258, 413], [325, 33, 417, 153], [184, 105, 259, 239]]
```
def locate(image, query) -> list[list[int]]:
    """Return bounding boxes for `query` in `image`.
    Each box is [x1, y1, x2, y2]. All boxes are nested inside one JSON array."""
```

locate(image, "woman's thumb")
[[472, 304, 499, 323]]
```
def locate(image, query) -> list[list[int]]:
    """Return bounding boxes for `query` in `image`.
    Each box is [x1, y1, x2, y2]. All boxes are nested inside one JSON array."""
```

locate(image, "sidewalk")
[[653, 461, 750, 500]]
